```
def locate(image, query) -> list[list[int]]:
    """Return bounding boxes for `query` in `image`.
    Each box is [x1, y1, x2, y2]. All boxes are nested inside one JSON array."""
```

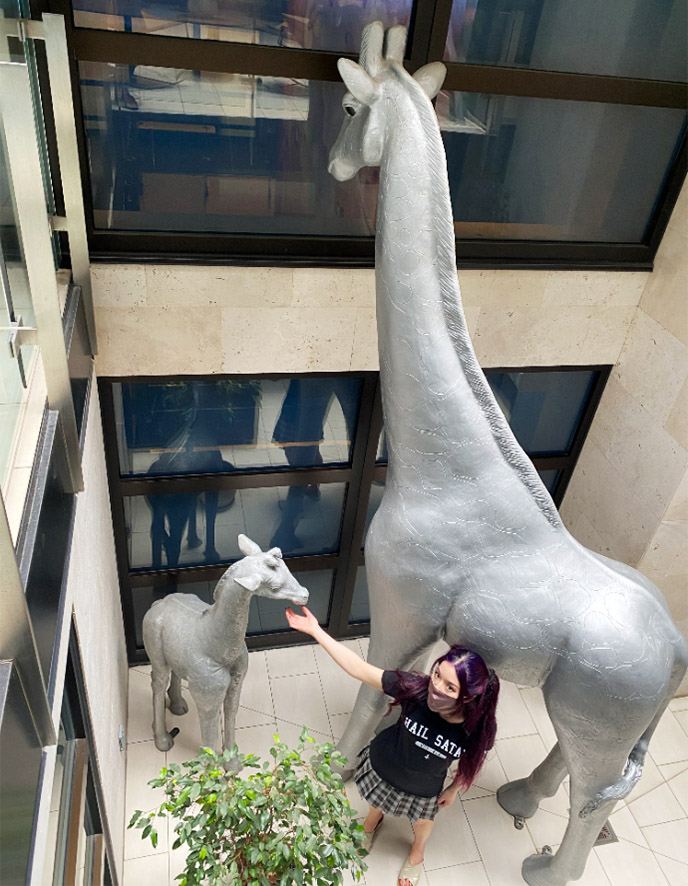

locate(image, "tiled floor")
[[124, 640, 688, 885]]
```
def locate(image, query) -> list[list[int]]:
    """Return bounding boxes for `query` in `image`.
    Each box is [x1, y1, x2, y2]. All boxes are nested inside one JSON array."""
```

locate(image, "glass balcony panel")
[[439, 92, 686, 242], [80, 64, 379, 236], [124, 481, 347, 569], [486, 369, 596, 455], [115, 377, 361, 476], [72, 0, 412, 54], [0, 106, 39, 495], [444, 0, 688, 82]]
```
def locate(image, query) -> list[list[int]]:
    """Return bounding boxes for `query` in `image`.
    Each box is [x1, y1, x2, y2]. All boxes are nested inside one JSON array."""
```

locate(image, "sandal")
[[398, 853, 423, 886], [360, 814, 384, 854]]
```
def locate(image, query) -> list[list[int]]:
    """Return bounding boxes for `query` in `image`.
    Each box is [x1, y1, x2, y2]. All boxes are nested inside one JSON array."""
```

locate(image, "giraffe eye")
[[344, 105, 356, 117]]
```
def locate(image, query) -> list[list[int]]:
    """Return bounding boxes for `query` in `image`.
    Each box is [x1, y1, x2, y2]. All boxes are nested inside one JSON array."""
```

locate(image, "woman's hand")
[[438, 785, 459, 808], [285, 605, 321, 637]]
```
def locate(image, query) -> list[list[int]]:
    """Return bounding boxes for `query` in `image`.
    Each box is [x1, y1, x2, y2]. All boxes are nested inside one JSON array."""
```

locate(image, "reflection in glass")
[[487, 370, 595, 455], [363, 479, 385, 548], [115, 377, 362, 476], [79, 64, 379, 235], [133, 570, 332, 645], [125, 482, 347, 569], [73, 0, 412, 54], [439, 92, 686, 242], [349, 565, 370, 624], [537, 469, 560, 495], [444, 0, 687, 82]]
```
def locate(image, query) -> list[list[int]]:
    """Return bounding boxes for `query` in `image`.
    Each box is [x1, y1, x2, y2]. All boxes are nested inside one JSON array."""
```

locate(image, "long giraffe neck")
[[375, 68, 562, 530]]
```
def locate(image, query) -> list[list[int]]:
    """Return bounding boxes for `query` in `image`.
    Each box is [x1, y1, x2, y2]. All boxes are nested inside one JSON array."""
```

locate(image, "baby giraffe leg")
[[167, 671, 188, 716], [150, 665, 175, 751]]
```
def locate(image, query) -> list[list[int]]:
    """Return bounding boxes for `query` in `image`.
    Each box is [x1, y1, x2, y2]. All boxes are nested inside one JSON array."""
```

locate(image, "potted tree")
[[129, 729, 367, 885]]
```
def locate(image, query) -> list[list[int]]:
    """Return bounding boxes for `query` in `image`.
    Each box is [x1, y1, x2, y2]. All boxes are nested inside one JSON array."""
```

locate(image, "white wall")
[[64, 383, 129, 879]]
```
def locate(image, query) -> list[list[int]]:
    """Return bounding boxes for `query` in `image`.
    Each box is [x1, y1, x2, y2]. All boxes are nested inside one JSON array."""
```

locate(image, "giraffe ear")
[[234, 573, 261, 592], [337, 58, 379, 105], [413, 62, 446, 99]]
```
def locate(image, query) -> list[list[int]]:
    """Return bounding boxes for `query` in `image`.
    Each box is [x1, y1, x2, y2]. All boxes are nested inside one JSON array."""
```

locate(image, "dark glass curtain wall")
[[35, 0, 688, 266], [100, 366, 610, 660]]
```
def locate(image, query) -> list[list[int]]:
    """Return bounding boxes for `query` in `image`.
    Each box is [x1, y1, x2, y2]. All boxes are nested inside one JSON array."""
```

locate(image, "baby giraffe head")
[[328, 20, 446, 181], [227, 534, 309, 606]]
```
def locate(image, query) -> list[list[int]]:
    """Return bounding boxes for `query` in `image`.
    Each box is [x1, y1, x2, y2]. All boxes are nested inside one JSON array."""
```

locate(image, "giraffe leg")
[[167, 671, 188, 716], [335, 619, 441, 777], [497, 742, 567, 821], [150, 664, 175, 751], [520, 671, 656, 886], [222, 649, 248, 772]]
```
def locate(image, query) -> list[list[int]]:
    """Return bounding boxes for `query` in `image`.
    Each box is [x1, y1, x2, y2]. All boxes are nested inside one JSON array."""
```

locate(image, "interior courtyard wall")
[[64, 382, 129, 878]]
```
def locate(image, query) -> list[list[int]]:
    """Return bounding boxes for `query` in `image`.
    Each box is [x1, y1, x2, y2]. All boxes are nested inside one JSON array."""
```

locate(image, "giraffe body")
[[329, 22, 688, 885]]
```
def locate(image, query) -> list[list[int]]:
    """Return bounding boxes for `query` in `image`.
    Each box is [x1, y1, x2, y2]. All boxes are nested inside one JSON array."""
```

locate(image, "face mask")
[[427, 684, 457, 714]]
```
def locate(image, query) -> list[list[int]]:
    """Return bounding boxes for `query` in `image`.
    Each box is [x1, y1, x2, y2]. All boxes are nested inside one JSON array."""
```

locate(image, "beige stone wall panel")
[[95, 306, 223, 376], [291, 268, 374, 307], [221, 306, 357, 374], [145, 265, 293, 308]]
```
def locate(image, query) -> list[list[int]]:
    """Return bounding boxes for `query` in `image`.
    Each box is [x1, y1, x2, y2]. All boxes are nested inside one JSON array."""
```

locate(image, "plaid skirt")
[[354, 745, 440, 823]]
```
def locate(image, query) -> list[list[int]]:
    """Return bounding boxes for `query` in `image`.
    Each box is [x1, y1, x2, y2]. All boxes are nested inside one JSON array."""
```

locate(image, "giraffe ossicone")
[[329, 21, 688, 886]]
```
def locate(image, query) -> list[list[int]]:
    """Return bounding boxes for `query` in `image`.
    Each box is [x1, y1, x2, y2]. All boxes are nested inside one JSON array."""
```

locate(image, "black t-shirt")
[[368, 670, 468, 798]]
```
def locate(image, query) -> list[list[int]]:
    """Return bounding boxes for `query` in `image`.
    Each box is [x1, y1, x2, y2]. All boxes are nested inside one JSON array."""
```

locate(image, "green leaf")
[[127, 810, 141, 828]]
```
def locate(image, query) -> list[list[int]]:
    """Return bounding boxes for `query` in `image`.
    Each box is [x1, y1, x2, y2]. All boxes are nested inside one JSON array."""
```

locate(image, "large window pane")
[[439, 93, 686, 242], [486, 370, 595, 454], [445, 0, 688, 82], [125, 482, 347, 569], [132, 570, 332, 645], [79, 64, 378, 235], [73, 0, 412, 54], [115, 378, 362, 476]]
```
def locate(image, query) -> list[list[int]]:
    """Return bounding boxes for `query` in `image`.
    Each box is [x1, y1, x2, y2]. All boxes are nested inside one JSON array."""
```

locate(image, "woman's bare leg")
[[400, 817, 434, 884], [363, 804, 384, 834]]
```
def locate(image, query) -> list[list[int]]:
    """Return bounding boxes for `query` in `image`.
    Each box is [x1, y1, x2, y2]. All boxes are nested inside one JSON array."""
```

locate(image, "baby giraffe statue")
[[142, 534, 308, 763]]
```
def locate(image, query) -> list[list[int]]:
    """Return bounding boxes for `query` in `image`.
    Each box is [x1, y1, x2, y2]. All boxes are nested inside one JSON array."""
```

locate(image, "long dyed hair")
[[389, 646, 500, 791]]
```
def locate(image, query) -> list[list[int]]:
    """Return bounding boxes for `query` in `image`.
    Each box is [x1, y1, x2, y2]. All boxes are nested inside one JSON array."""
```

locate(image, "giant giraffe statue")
[[327, 21, 688, 886]]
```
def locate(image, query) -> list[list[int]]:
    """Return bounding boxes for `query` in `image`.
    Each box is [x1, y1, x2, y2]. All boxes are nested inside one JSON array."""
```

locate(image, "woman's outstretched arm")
[[285, 606, 383, 690]]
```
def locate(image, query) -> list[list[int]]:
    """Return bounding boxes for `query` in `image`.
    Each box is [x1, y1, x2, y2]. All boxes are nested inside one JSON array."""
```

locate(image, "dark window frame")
[[30, 0, 688, 268], [99, 364, 610, 661]]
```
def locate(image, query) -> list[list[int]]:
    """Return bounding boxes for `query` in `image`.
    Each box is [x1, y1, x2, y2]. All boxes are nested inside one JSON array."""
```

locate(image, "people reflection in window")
[[270, 378, 358, 551]]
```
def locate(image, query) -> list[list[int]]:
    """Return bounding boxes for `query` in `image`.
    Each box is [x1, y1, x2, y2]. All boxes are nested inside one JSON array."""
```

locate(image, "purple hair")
[[388, 646, 500, 791]]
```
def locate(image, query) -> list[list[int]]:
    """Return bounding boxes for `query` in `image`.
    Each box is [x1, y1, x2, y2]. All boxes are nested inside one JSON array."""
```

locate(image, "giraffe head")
[[328, 21, 447, 181]]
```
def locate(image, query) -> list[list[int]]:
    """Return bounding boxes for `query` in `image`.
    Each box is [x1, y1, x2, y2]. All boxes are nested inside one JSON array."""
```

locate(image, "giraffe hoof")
[[522, 853, 562, 886], [169, 699, 188, 715], [497, 779, 539, 820], [154, 732, 175, 752]]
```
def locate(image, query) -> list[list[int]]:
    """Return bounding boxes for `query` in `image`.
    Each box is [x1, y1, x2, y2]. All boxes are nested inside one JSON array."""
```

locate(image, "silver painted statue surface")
[[329, 22, 688, 886], [142, 535, 308, 763]]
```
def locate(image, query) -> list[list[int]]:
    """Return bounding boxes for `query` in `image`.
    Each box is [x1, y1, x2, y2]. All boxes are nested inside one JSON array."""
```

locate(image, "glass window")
[[115, 378, 362, 476], [537, 469, 560, 494], [132, 569, 332, 645], [72, 0, 412, 55], [439, 92, 686, 242], [486, 369, 595, 454], [363, 479, 385, 547], [79, 64, 378, 236], [444, 0, 688, 82], [349, 565, 370, 624], [124, 481, 347, 569]]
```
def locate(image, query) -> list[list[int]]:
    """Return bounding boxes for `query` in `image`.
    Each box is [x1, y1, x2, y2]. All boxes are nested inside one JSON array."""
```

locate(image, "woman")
[[285, 606, 500, 886]]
